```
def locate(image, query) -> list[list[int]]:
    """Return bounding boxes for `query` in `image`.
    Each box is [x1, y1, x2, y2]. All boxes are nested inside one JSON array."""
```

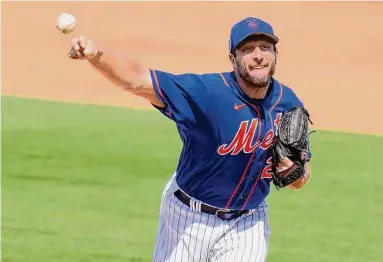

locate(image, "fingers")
[[68, 35, 88, 59], [71, 37, 80, 51], [68, 37, 80, 59], [83, 39, 98, 58], [68, 48, 82, 59], [68, 35, 100, 60], [78, 35, 87, 49]]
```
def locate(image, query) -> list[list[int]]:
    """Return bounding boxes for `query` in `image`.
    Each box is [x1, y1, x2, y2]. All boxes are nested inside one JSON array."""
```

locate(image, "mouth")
[[249, 64, 268, 70]]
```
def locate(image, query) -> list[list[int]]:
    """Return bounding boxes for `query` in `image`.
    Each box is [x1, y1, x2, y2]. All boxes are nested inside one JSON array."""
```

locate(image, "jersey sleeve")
[[149, 69, 209, 130]]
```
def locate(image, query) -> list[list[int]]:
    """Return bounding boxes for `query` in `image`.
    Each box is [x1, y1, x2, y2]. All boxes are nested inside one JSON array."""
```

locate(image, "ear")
[[229, 52, 237, 68]]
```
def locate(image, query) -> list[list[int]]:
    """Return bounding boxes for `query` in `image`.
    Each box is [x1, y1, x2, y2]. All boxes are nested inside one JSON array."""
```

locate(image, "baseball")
[[56, 13, 76, 34]]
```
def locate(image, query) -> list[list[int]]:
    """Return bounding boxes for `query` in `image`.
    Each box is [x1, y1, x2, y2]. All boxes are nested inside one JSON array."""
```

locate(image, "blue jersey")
[[149, 69, 312, 210]]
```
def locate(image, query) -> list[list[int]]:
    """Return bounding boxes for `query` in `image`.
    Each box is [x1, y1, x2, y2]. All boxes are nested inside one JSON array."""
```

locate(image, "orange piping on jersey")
[[224, 104, 262, 209], [241, 82, 284, 210], [220, 73, 230, 87], [268, 83, 283, 127], [151, 69, 165, 100]]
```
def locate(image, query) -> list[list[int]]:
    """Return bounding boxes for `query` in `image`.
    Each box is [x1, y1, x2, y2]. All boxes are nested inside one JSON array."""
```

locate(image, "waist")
[[174, 189, 250, 221], [176, 176, 270, 210]]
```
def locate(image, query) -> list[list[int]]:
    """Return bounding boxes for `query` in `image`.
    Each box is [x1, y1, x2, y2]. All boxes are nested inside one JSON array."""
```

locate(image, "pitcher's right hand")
[[68, 35, 101, 60]]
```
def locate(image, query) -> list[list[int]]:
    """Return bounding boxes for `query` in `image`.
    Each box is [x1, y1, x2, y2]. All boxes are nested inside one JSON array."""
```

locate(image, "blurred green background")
[[2, 96, 382, 262]]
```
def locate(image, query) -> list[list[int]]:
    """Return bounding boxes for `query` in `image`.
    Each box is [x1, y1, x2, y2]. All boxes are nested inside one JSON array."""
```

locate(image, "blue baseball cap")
[[229, 17, 279, 53]]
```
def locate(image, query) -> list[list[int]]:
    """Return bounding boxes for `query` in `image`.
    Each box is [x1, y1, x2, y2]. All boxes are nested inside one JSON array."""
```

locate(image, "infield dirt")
[[2, 2, 382, 135]]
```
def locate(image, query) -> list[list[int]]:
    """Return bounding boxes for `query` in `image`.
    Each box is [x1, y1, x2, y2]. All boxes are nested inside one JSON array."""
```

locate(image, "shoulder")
[[182, 71, 232, 86], [152, 70, 230, 87], [175, 72, 236, 95], [275, 79, 305, 108]]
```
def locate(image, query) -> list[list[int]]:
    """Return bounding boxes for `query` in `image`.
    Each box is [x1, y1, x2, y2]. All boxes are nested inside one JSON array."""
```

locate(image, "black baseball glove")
[[271, 106, 314, 190]]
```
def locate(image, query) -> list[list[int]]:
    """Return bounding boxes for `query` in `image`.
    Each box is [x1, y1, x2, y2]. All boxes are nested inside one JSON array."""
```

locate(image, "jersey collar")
[[227, 71, 280, 108]]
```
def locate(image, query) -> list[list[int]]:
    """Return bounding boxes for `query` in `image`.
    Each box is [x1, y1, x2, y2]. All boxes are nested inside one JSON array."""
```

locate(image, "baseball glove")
[[271, 106, 314, 190]]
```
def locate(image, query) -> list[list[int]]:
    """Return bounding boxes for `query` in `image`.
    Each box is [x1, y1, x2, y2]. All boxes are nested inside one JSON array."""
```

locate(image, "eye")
[[260, 44, 271, 51], [242, 45, 254, 53]]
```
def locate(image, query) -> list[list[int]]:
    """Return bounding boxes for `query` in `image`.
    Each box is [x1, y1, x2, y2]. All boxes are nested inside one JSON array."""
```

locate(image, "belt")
[[174, 189, 249, 221]]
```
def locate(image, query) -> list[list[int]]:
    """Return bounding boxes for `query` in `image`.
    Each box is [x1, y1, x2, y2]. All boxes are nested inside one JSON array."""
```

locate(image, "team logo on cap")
[[247, 18, 258, 30]]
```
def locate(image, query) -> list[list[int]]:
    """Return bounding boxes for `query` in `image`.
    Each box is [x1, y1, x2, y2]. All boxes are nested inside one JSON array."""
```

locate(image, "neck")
[[235, 71, 271, 100]]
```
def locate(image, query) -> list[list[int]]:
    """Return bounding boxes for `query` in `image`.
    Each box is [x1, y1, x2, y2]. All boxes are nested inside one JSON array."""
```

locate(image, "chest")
[[209, 97, 285, 156]]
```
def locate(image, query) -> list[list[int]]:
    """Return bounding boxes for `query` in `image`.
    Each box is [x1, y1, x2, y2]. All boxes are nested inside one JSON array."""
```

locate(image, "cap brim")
[[251, 33, 279, 44], [234, 32, 279, 50]]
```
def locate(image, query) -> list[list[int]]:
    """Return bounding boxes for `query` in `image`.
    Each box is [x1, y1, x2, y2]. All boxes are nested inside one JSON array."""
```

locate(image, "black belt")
[[174, 189, 249, 221]]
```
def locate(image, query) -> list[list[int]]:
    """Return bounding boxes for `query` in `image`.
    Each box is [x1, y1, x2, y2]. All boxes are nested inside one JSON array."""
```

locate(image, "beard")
[[236, 59, 276, 88]]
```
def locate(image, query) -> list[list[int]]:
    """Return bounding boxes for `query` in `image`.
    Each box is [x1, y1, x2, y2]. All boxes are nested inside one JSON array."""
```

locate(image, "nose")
[[253, 48, 263, 63]]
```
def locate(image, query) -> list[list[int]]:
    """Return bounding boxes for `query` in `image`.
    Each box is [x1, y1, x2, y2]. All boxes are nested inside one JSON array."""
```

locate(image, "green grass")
[[2, 96, 383, 262]]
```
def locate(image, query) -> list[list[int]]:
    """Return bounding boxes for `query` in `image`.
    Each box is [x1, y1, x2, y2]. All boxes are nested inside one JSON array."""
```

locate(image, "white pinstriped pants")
[[152, 174, 271, 262]]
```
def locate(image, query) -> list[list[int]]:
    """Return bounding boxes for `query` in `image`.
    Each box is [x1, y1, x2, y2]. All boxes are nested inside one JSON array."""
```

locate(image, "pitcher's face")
[[231, 35, 277, 88]]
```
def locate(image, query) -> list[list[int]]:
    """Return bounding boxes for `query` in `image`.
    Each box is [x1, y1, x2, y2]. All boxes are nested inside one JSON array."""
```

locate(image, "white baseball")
[[56, 13, 76, 34]]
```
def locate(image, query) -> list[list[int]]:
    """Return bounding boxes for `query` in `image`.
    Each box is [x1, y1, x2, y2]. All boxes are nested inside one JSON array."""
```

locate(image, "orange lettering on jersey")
[[260, 130, 274, 150], [218, 113, 283, 156], [274, 113, 282, 131], [218, 119, 259, 155], [261, 157, 273, 179]]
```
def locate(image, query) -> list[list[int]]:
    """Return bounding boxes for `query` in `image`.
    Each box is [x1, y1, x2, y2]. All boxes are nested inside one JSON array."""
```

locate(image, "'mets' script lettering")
[[217, 113, 282, 156]]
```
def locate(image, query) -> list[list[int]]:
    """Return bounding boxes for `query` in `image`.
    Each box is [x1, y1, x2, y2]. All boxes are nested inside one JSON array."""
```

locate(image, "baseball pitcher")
[[68, 16, 314, 262]]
